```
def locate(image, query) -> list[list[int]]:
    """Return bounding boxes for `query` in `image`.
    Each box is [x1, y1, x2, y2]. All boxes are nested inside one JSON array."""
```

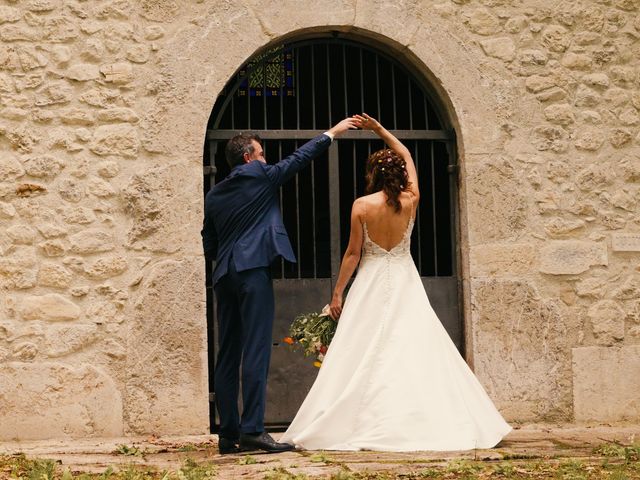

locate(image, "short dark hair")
[[225, 133, 262, 168]]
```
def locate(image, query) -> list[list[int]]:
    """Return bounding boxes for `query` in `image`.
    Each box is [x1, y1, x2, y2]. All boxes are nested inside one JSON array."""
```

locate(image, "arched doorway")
[[203, 35, 460, 428]]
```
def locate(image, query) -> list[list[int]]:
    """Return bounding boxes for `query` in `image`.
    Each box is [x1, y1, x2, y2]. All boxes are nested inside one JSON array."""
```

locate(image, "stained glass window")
[[237, 45, 294, 97]]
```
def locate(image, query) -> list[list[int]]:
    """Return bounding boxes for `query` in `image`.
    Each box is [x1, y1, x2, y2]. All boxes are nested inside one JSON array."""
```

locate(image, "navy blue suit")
[[202, 134, 332, 437]]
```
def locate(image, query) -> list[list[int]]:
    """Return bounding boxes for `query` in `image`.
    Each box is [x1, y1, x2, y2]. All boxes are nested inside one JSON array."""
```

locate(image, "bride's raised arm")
[[353, 113, 420, 202]]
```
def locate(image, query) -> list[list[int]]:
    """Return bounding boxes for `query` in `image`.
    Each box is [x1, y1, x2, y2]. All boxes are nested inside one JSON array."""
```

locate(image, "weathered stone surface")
[[23, 155, 65, 178], [610, 128, 632, 148], [38, 239, 66, 257], [562, 52, 592, 70], [587, 300, 625, 346], [96, 108, 139, 123], [0, 246, 37, 289], [525, 75, 556, 93], [66, 63, 100, 81], [0, 363, 123, 439], [470, 243, 537, 276], [42, 324, 99, 357], [58, 108, 95, 125], [574, 84, 600, 107], [576, 164, 614, 191], [145, 25, 164, 40], [84, 256, 127, 279], [37, 263, 72, 289], [18, 294, 80, 321], [462, 8, 501, 35], [574, 129, 605, 151], [87, 176, 115, 198], [611, 232, 640, 251], [0, 155, 25, 180], [90, 125, 139, 158], [6, 224, 37, 244], [97, 160, 120, 178], [58, 178, 85, 203], [539, 241, 607, 275], [126, 258, 207, 434], [582, 73, 610, 89], [573, 345, 640, 422], [473, 279, 571, 420], [480, 37, 515, 61], [544, 218, 585, 237], [69, 229, 114, 254], [532, 125, 567, 152], [541, 25, 570, 52], [126, 44, 150, 63], [99, 62, 133, 84], [543, 104, 574, 126], [35, 82, 72, 106], [0, 201, 16, 218], [61, 206, 96, 224], [0, 6, 21, 23], [139, 0, 178, 22]]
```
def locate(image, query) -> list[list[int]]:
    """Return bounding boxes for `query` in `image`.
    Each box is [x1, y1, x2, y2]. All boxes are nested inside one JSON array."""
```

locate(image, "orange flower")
[[313, 361, 322, 368], [283, 337, 294, 345]]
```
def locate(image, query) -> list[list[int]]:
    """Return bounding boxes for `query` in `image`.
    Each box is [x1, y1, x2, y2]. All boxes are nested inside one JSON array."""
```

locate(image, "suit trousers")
[[213, 260, 274, 438]]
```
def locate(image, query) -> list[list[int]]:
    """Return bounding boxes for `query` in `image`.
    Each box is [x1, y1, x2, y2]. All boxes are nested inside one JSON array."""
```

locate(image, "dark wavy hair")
[[365, 149, 410, 213]]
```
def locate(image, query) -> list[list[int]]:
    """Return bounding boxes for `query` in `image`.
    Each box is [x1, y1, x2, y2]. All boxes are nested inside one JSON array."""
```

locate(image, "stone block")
[[125, 258, 207, 434], [611, 233, 640, 252], [539, 241, 607, 275], [90, 124, 139, 158], [573, 346, 640, 422], [480, 37, 516, 61], [472, 279, 571, 420], [18, 294, 80, 321], [0, 363, 123, 439], [68, 229, 114, 254], [470, 243, 537, 276], [587, 300, 625, 346]]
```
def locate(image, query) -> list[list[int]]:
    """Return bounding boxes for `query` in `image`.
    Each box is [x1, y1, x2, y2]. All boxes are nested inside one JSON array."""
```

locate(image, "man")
[[202, 118, 356, 453]]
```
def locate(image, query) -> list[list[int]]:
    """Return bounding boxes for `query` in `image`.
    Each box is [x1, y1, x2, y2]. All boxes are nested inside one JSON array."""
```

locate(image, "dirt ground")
[[1, 424, 639, 479]]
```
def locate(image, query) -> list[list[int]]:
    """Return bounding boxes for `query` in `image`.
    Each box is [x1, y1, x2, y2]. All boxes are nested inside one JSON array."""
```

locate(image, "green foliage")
[[288, 311, 337, 358], [113, 445, 144, 457], [308, 452, 334, 463], [236, 455, 257, 465], [175, 458, 216, 480], [262, 466, 308, 480]]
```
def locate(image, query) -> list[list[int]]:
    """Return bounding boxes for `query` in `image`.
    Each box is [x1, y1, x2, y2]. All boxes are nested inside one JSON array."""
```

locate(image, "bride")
[[280, 113, 511, 452]]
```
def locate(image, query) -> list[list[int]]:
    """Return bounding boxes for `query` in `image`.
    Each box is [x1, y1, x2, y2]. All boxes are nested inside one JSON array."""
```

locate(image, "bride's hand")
[[329, 294, 343, 320], [353, 113, 381, 132]]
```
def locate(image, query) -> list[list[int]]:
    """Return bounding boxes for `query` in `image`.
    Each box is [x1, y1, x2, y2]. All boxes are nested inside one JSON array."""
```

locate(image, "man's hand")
[[327, 117, 358, 138]]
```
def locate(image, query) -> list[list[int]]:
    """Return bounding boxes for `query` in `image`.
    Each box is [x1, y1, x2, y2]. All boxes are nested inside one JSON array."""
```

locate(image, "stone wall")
[[0, 0, 639, 440]]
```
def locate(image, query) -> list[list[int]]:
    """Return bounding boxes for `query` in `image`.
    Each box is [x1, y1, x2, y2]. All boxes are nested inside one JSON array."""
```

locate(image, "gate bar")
[[207, 130, 454, 140]]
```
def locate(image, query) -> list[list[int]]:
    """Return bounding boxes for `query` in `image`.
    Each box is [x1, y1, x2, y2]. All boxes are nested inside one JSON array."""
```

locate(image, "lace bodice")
[[362, 217, 414, 259]]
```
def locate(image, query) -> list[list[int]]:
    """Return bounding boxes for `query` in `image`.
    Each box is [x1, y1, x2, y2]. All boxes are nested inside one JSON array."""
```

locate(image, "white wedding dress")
[[280, 217, 512, 452]]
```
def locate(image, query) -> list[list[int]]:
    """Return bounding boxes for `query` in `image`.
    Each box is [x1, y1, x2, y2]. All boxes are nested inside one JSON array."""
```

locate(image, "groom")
[[202, 118, 356, 453]]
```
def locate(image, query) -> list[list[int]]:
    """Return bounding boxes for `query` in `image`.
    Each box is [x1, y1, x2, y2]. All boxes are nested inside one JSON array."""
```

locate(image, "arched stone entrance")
[[202, 31, 470, 427]]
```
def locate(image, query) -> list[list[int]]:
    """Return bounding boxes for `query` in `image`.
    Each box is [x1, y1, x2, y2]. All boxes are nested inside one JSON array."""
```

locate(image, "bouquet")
[[283, 304, 337, 368]]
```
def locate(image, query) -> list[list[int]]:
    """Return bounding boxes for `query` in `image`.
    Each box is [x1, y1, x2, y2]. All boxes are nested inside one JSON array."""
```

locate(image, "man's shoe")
[[239, 432, 294, 453], [218, 436, 240, 454]]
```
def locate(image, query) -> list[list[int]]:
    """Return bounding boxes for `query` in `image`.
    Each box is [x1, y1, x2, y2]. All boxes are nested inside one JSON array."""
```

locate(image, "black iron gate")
[[204, 38, 459, 428]]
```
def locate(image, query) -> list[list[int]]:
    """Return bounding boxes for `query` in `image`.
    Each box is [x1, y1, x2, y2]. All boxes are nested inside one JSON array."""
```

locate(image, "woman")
[[281, 114, 511, 452]]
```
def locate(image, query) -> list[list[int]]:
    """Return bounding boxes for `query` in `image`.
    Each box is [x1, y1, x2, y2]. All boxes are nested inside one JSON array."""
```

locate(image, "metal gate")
[[204, 38, 459, 428]]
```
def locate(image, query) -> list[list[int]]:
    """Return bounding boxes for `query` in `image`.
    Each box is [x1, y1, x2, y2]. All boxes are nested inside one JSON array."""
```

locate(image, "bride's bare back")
[[360, 191, 417, 252]]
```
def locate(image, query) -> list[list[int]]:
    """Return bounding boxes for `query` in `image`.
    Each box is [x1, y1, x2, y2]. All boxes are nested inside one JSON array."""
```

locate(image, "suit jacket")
[[202, 134, 332, 286]]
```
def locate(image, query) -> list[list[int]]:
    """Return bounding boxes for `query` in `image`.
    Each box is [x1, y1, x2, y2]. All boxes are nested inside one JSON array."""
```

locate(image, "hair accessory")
[[381, 167, 385, 171]]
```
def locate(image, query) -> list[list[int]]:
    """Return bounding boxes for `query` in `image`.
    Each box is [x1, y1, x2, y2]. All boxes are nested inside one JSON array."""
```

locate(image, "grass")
[[2, 441, 640, 479]]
